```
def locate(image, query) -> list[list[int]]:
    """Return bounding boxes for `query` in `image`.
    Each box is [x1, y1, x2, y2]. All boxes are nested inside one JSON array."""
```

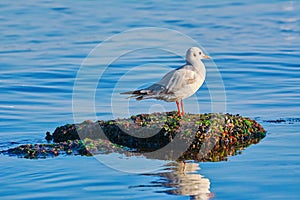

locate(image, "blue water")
[[1, 0, 300, 199]]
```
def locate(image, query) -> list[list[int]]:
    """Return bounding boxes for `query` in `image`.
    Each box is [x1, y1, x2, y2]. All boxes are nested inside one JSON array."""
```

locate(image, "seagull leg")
[[180, 99, 184, 116], [176, 100, 181, 116]]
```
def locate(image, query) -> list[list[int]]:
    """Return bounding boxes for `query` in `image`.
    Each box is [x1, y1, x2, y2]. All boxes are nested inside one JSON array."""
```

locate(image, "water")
[[1, 0, 300, 199]]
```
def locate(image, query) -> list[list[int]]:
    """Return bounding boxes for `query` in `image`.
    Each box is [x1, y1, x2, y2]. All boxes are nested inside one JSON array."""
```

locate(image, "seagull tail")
[[120, 90, 153, 100], [120, 90, 141, 95]]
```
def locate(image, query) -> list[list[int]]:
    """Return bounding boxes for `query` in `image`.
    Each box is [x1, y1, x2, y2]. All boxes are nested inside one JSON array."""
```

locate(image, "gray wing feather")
[[158, 66, 195, 93], [120, 65, 196, 101]]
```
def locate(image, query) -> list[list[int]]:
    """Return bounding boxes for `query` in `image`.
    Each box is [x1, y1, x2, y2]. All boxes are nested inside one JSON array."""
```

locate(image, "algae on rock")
[[1, 112, 266, 161]]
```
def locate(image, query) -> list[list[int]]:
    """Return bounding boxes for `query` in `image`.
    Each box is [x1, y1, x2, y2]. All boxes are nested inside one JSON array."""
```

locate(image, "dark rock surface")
[[1, 112, 266, 161]]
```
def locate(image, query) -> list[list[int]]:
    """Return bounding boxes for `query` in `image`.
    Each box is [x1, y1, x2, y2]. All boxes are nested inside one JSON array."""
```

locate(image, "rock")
[[264, 119, 286, 123], [1, 112, 266, 161], [45, 131, 53, 142]]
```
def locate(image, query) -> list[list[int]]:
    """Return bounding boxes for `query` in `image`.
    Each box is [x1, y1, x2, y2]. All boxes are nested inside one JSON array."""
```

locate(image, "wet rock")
[[45, 131, 53, 142], [52, 123, 79, 142], [1, 112, 266, 161], [264, 119, 286, 123]]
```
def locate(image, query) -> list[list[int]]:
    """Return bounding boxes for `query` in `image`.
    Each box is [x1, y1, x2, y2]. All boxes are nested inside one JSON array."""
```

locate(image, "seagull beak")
[[203, 55, 211, 59]]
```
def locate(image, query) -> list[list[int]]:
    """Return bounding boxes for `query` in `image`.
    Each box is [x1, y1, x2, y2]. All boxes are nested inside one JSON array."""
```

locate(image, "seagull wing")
[[120, 65, 197, 101], [157, 65, 197, 93]]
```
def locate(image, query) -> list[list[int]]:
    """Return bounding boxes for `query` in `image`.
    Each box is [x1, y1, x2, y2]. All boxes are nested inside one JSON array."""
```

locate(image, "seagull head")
[[186, 47, 210, 65]]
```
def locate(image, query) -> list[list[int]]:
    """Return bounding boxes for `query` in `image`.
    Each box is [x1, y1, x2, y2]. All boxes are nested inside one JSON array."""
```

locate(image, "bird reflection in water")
[[134, 162, 214, 200]]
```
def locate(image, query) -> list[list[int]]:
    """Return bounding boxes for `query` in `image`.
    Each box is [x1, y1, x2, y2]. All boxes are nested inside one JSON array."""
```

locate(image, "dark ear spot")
[[193, 53, 196, 57]]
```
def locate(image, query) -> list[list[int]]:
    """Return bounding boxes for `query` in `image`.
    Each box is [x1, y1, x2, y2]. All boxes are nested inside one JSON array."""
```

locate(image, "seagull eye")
[[199, 51, 202, 55]]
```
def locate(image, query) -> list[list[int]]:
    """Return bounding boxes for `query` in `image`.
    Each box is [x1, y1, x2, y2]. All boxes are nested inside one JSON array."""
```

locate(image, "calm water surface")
[[1, 0, 300, 199]]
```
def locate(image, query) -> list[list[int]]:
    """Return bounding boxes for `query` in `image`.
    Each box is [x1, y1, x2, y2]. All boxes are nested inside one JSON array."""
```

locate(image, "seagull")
[[121, 47, 210, 116]]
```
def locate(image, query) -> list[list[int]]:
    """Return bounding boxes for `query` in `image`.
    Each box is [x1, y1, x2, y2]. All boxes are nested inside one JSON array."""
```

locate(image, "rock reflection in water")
[[140, 162, 212, 200]]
